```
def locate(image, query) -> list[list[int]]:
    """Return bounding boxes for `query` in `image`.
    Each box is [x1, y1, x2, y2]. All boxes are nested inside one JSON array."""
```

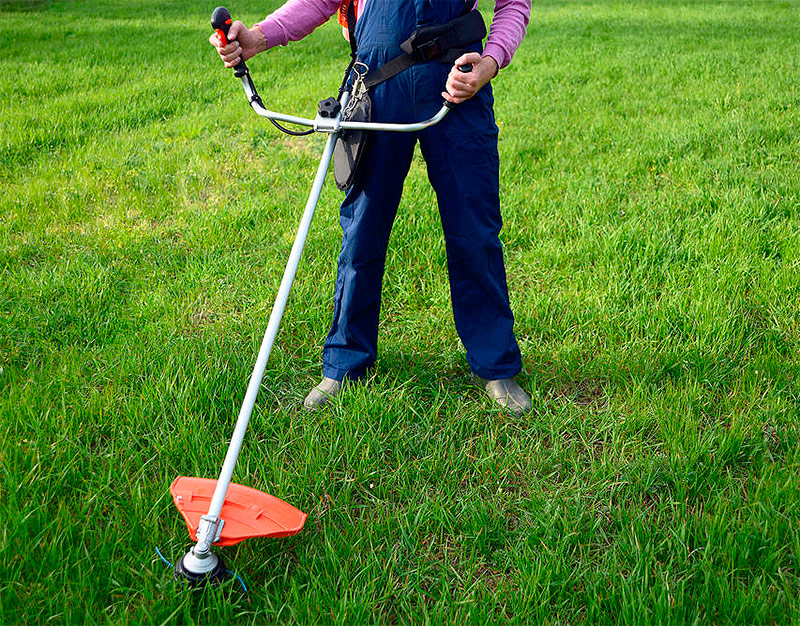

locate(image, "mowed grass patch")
[[1, 0, 799, 623]]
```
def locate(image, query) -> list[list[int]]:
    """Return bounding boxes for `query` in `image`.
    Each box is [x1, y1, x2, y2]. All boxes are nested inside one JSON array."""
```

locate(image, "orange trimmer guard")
[[170, 476, 307, 546]]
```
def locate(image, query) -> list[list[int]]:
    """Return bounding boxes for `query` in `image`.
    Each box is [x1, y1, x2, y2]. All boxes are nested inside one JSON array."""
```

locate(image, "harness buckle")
[[414, 39, 442, 61]]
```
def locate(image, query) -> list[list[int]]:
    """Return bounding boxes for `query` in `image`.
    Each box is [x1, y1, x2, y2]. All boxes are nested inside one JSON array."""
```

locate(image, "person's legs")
[[305, 0, 419, 409], [419, 83, 523, 382], [320, 130, 417, 382]]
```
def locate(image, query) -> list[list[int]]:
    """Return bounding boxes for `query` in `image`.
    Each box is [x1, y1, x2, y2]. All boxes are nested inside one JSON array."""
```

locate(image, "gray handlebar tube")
[[238, 74, 451, 133]]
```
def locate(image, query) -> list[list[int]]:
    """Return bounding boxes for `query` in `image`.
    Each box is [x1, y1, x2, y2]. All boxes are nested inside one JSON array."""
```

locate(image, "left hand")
[[442, 52, 498, 104]]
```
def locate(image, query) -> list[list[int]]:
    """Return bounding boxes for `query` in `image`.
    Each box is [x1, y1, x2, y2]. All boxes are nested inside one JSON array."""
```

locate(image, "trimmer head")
[[169, 477, 306, 586], [174, 550, 227, 587]]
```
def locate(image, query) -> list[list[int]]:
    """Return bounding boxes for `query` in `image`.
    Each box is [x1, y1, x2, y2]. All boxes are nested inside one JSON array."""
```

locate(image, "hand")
[[208, 21, 267, 68], [442, 52, 498, 104]]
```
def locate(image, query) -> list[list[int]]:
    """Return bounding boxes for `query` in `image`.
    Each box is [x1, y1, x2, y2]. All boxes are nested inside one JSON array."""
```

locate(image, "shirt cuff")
[[257, 19, 286, 49], [483, 42, 509, 70]]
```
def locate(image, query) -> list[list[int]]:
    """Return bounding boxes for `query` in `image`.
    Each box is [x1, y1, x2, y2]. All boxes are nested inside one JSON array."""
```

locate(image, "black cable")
[[269, 119, 315, 137], [248, 86, 315, 137]]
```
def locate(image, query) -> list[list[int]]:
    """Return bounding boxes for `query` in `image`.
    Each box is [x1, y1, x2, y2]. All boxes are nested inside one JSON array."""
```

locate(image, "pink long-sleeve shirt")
[[257, 0, 530, 70]]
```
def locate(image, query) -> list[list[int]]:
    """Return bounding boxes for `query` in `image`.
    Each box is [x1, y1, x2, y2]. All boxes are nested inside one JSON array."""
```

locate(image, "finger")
[[444, 84, 471, 102], [222, 52, 242, 65], [447, 74, 476, 96], [453, 51, 481, 69], [220, 43, 242, 61], [219, 41, 241, 55], [447, 79, 476, 101], [227, 20, 245, 42], [449, 63, 479, 83], [449, 88, 473, 102], [448, 74, 475, 92], [223, 52, 242, 66]]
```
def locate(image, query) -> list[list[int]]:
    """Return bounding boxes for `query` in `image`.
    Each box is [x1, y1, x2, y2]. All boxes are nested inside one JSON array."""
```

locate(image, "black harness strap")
[[362, 9, 487, 91], [346, 0, 358, 60], [363, 55, 417, 91], [337, 0, 360, 97]]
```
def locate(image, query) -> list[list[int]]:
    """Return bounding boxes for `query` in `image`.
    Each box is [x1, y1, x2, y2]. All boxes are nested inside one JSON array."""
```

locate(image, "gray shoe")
[[482, 377, 532, 415], [303, 377, 343, 410]]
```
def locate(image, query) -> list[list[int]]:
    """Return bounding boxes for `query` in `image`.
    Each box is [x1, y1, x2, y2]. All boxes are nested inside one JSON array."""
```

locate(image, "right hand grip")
[[211, 6, 249, 78], [443, 64, 475, 108]]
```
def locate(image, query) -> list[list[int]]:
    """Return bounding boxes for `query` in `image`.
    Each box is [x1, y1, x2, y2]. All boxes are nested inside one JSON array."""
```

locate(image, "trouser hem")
[[321, 363, 372, 382], [469, 363, 522, 381]]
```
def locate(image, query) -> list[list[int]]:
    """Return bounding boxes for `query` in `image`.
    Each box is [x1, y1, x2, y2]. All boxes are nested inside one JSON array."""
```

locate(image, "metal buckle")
[[353, 61, 369, 77], [346, 62, 370, 117]]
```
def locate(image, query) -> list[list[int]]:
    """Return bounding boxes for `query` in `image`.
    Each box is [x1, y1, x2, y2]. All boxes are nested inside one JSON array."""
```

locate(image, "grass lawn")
[[1, 0, 799, 623]]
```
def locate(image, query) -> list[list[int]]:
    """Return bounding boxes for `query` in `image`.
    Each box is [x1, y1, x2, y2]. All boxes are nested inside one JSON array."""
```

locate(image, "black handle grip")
[[443, 63, 475, 107], [211, 6, 248, 78]]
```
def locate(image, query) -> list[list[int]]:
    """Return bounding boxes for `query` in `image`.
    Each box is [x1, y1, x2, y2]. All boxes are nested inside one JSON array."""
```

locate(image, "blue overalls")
[[322, 0, 522, 381]]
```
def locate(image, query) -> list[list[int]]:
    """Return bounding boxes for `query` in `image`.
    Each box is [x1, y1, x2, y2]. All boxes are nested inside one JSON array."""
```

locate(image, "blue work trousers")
[[322, 0, 522, 381]]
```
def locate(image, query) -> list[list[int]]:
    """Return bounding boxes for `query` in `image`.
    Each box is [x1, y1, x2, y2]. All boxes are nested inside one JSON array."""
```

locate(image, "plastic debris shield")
[[171, 476, 307, 546]]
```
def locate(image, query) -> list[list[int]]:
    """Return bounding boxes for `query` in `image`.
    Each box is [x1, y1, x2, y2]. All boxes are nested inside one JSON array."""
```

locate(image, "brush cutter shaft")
[[195, 131, 338, 555], [190, 25, 453, 556], [184, 6, 460, 568]]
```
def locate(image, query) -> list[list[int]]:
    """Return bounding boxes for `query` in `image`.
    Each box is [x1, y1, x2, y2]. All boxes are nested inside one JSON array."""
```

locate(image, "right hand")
[[208, 21, 266, 68]]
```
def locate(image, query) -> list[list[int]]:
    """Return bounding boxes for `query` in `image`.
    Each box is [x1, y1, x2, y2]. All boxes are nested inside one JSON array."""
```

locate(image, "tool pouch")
[[334, 68, 372, 191], [400, 10, 487, 63]]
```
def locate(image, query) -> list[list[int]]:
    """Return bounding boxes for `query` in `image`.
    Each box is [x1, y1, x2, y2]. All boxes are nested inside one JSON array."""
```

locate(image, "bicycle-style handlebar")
[[211, 6, 470, 134]]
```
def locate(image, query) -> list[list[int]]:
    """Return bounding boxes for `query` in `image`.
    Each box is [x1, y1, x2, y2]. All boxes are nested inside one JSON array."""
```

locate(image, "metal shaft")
[[194, 131, 338, 554]]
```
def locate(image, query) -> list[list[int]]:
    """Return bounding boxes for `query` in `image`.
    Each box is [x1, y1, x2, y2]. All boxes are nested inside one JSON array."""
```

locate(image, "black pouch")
[[400, 10, 487, 63], [334, 66, 372, 191]]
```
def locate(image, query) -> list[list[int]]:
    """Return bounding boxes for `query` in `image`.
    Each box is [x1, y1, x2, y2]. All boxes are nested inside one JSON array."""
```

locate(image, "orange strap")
[[337, 0, 359, 29]]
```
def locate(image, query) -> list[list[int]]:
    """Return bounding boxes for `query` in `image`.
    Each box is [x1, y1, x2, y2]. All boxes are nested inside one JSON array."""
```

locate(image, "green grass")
[[2, 0, 799, 623]]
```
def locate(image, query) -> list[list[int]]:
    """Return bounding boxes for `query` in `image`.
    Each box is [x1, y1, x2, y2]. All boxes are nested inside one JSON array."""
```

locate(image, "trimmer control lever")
[[211, 6, 249, 78]]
